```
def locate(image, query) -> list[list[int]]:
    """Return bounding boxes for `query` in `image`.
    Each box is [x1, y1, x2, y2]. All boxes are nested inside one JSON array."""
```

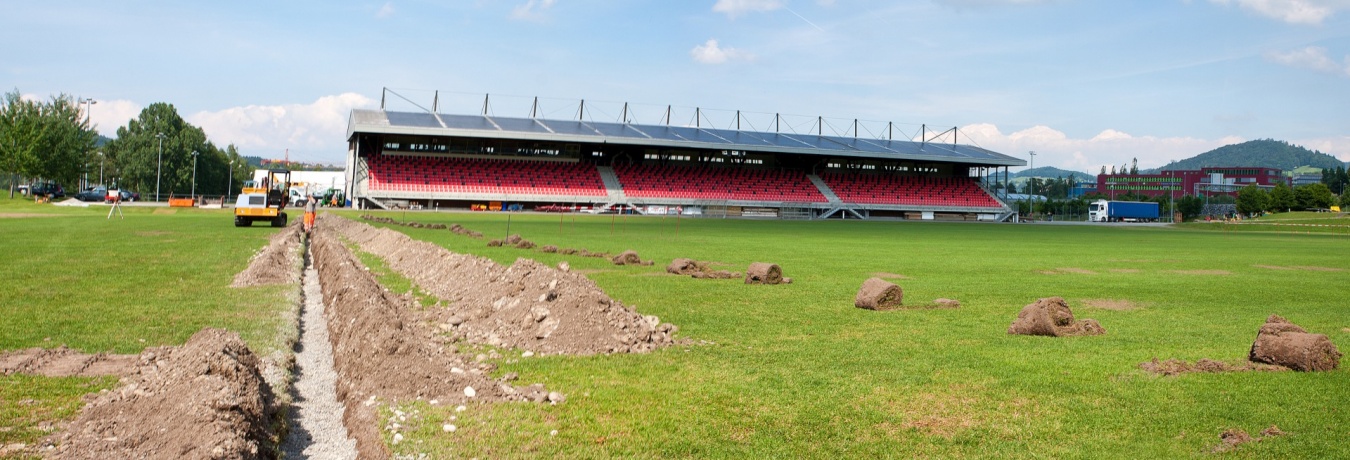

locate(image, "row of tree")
[[1236, 182, 1342, 215], [1320, 166, 1348, 195], [1, 89, 253, 200]]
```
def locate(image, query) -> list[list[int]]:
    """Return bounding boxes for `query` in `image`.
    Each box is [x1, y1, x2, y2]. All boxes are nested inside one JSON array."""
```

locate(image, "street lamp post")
[[226, 160, 234, 205], [98, 151, 104, 186], [190, 150, 199, 201], [155, 133, 165, 202]]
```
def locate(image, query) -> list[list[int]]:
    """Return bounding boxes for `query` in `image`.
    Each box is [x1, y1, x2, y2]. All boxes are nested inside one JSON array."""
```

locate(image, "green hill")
[[987, 166, 1094, 183], [1151, 139, 1342, 173]]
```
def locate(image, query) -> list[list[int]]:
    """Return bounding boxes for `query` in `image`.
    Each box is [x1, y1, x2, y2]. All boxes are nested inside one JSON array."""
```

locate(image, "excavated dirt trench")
[[279, 247, 357, 459]]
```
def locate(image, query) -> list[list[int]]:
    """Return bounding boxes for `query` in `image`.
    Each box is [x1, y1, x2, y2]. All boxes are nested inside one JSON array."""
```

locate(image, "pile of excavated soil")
[[1211, 426, 1286, 453], [611, 250, 653, 266], [44, 328, 278, 460], [325, 215, 677, 356], [359, 215, 485, 238], [855, 277, 903, 310], [1007, 297, 1105, 337], [0, 346, 138, 377], [311, 218, 553, 459], [1248, 315, 1341, 371], [232, 223, 304, 288], [745, 262, 790, 285], [665, 258, 738, 279]]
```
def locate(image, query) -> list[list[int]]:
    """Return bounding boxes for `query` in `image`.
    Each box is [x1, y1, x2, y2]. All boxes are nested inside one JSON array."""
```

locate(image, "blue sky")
[[5, 0, 1348, 172]]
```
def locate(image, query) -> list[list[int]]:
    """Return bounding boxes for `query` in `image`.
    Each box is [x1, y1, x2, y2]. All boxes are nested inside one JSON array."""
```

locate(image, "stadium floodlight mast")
[[98, 151, 104, 186], [1028, 151, 1036, 218], [155, 133, 166, 202], [226, 160, 234, 203]]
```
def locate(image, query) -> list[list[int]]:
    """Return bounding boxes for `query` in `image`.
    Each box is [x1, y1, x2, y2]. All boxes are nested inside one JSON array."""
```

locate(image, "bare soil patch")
[[667, 258, 738, 279], [0, 213, 58, 218], [871, 272, 910, 279], [135, 230, 173, 237], [1210, 425, 1286, 453], [1138, 358, 1285, 376], [1254, 264, 1343, 272], [0, 347, 138, 377], [1168, 269, 1231, 275], [44, 328, 278, 459], [1107, 268, 1140, 274], [1081, 298, 1143, 311], [325, 215, 678, 356], [232, 223, 303, 288], [1249, 315, 1341, 371], [1054, 267, 1098, 275], [1007, 297, 1105, 337]]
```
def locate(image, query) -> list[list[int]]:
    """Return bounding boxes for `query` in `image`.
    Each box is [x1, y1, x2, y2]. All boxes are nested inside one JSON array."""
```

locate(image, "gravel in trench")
[[281, 246, 357, 459]]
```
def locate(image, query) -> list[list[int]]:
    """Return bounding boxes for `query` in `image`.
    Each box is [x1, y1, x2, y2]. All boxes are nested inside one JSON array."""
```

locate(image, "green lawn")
[[2, 199, 1346, 458], [354, 211, 1349, 459], [0, 197, 294, 451]]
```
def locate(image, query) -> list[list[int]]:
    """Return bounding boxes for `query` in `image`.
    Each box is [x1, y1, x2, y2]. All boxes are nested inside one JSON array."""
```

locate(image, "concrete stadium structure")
[[344, 94, 1026, 220]]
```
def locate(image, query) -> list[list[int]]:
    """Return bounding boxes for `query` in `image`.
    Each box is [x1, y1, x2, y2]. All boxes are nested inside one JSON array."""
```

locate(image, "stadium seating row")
[[365, 154, 1003, 208]]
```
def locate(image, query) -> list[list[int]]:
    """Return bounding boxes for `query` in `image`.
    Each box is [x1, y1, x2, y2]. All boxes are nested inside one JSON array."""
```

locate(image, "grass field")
[[3, 199, 1348, 458]]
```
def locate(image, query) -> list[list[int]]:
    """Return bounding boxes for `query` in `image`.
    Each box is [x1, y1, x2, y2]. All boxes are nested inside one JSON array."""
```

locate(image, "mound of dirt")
[[541, 245, 558, 253], [231, 223, 303, 288], [312, 217, 555, 459], [325, 215, 677, 356], [932, 298, 961, 309], [1248, 315, 1341, 371], [1211, 425, 1286, 453], [666, 258, 738, 279], [0, 346, 138, 377], [855, 277, 903, 310], [45, 328, 277, 460], [745, 262, 786, 285], [1006, 297, 1105, 337], [611, 250, 645, 266]]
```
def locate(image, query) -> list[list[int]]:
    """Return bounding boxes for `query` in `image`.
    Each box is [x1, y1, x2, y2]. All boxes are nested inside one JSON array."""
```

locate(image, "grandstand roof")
[[348, 109, 1026, 167]]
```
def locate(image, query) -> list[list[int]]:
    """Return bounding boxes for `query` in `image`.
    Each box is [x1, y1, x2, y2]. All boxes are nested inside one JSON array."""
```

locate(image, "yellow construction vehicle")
[[234, 168, 291, 227]]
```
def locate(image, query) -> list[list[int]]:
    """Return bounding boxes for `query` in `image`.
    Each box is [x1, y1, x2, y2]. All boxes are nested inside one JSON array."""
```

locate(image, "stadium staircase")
[[808, 174, 864, 219], [594, 165, 635, 212]]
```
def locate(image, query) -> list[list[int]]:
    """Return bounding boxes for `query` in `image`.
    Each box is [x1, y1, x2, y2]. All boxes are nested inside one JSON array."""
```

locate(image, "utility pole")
[[190, 150, 199, 202], [1028, 151, 1036, 218]]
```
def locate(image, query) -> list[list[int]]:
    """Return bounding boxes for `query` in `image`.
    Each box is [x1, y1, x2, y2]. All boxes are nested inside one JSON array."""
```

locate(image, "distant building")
[[1291, 173, 1322, 187], [1096, 166, 1284, 198]]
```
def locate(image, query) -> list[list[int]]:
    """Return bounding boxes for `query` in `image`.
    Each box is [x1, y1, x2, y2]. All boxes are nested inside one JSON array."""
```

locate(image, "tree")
[[1006, 181, 1018, 194], [0, 90, 97, 197], [1267, 182, 1296, 212], [1235, 185, 1269, 215], [1100, 165, 1106, 175], [1130, 157, 1138, 175], [1293, 183, 1335, 210], [1176, 195, 1204, 221]]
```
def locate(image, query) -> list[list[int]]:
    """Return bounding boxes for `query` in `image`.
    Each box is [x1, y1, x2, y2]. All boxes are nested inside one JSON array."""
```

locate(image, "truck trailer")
[[1089, 200, 1159, 222]]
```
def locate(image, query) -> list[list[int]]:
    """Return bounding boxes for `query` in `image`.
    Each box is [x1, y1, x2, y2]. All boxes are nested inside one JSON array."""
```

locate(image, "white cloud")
[[89, 99, 144, 138], [1208, 0, 1346, 24], [926, 123, 1244, 173], [376, 2, 395, 18], [1265, 46, 1350, 76], [511, 0, 556, 21], [713, 0, 784, 18], [1294, 136, 1350, 161], [690, 39, 755, 64], [188, 93, 377, 163]]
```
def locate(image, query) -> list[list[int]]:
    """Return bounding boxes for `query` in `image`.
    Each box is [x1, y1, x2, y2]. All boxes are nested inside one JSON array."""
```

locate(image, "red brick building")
[[1096, 167, 1285, 199]]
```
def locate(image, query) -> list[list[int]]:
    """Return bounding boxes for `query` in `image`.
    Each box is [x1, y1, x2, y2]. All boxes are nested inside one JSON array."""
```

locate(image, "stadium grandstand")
[[344, 91, 1026, 220]]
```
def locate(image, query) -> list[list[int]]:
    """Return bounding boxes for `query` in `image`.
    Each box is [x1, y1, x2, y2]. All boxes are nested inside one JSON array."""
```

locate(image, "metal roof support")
[[818, 116, 823, 136], [664, 105, 671, 126], [775, 113, 780, 133], [481, 94, 490, 116], [577, 99, 585, 121], [432, 91, 439, 113], [736, 110, 741, 130], [530, 97, 539, 118], [952, 126, 958, 149], [853, 119, 858, 138], [921, 124, 926, 148], [621, 102, 629, 124], [380, 87, 386, 110], [696, 108, 701, 128], [888, 122, 893, 140]]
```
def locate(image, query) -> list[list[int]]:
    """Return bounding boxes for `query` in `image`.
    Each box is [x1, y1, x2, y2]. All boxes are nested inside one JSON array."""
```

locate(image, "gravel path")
[[281, 247, 357, 459]]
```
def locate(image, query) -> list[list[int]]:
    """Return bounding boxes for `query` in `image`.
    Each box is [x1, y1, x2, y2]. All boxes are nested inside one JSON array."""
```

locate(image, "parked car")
[[115, 190, 139, 202], [74, 187, 107, 202], [30, 182, 65, 198]]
